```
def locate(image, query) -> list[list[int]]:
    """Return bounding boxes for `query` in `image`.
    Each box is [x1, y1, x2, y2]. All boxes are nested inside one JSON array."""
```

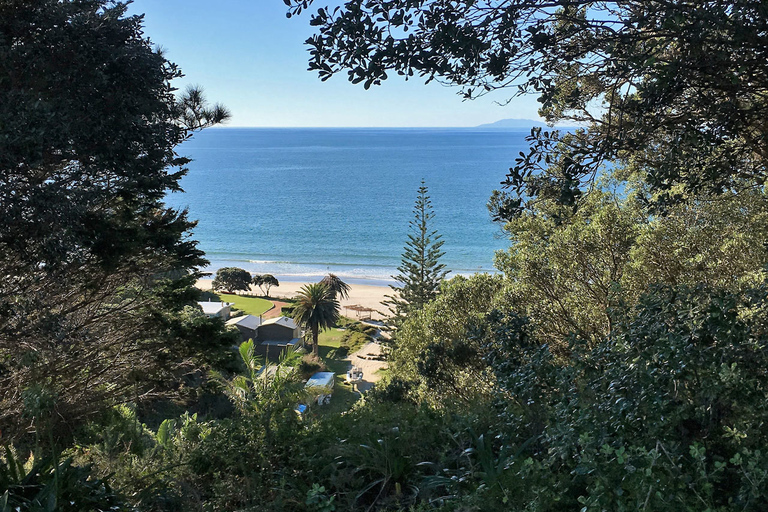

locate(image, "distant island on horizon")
[[474, 118, 549, 129], [473, 118, 583, 130]]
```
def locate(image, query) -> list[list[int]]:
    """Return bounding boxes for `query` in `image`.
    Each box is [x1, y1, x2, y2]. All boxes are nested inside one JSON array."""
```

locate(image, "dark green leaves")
[[290, 0, 768, 213]]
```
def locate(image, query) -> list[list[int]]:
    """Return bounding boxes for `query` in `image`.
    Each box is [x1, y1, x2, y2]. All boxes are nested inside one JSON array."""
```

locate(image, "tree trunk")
[[312, 325, 319, 356]]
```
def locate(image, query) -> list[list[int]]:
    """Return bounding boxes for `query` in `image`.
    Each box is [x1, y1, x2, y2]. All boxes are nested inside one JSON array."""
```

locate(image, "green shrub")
[[0, 448, 128, 512], [340, 331, 370, 353], [298, 353, 327, 380], [476, 283, 768, 511], [366, 377, 415, 404]]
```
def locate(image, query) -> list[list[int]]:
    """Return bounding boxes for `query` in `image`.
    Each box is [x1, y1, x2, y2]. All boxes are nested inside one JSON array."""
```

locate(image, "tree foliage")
[[292, 283, 340, 356], [253, 273, 279, 297], [320, 273, 351, 300], [289, 0, 768, 213], [387, 273, 504, 405], [495, 186, 641, 349], [494, 180, 768, 352], [385, 180, 448, 324], [212, 267, 252, 293], [0, 0, 230, 443], [212, 340, 303, 445], [476, 283, 768, 511]]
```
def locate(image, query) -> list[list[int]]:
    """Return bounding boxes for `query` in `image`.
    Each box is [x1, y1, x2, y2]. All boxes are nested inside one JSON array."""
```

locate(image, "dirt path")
[[263, 299, 290, 319], [344, 341, 387, 392]]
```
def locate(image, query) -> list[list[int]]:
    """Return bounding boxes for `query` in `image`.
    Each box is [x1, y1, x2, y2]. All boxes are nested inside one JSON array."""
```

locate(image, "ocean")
[[165, 127, 530, 285]]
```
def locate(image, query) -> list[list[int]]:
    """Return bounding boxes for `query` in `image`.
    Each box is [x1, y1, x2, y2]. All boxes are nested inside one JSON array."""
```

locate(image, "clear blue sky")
[[129, 0, 543, 127]]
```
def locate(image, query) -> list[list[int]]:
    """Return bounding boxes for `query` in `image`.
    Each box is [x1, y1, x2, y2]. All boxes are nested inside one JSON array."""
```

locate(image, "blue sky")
[[129, 0, 544, 127]]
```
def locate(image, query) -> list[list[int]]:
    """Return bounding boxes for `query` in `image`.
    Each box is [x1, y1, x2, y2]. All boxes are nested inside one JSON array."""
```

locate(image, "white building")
[[198, 300, 232, 319]]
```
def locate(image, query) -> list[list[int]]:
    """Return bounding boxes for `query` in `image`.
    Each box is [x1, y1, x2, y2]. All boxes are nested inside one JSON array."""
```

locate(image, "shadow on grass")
[[321, 379, 361, 415]]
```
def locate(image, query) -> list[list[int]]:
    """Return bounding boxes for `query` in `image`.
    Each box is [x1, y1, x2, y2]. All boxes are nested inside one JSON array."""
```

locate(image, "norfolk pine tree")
[[386, 180, 448, 324]]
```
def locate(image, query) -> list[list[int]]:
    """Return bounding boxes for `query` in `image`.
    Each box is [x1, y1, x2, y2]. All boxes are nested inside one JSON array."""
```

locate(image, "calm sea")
[[165, 128, 529, 285]]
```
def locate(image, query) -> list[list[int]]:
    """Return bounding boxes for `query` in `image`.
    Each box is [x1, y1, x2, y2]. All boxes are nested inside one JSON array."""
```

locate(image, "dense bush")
[[211, 267, 252, 293], [1, 448, 128, 512], [298, 353, 328, 380], [340, 331, 369, 353], [62, 282, 768, 511], [469, 283, 768, 510]]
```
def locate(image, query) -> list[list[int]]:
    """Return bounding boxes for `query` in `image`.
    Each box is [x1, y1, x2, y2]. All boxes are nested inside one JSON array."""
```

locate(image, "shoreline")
[[197, 260, 500, 288], [196, 278, 393, 320], [219, 273, 399, 288]]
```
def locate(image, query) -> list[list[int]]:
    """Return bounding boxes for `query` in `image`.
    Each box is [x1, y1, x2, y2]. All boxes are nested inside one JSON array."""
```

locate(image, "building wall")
[[233, 324, 257, 342], [203, 305, 231, 319], [257, 324, 294, 342]]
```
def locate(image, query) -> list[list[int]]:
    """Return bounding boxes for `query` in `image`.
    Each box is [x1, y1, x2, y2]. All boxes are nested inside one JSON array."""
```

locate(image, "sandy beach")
[[196, 278, 393, 320]]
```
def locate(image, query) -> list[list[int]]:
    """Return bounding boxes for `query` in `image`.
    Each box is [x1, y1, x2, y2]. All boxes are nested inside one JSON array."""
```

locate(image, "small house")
[[226, 314, 262, 341], [198, 300, 231, 319], [257, 316, 301, 343], [254, 316, 303, 355]]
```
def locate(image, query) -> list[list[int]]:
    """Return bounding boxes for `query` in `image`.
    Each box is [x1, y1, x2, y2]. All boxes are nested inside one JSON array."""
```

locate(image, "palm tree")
[[293, 283, 340, 356], [320, 273, 351, 300]]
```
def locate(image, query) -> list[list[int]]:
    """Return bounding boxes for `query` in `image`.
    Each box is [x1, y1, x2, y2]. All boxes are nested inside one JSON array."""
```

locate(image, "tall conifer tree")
[[0, 0, 230, 442], [386, 180, 448, 324]]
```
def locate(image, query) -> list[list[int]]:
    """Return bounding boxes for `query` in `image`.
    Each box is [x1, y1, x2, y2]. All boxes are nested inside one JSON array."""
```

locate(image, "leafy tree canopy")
[[475, 282, 768, 510], [387, 175, 768, 406], [495, 177, 768, 352], [387, 273, 504, 406], [212, 267, 252, 293], [0, 0, 229, 443], [289, 0, 768, 213], [253, 273, 279, 296]]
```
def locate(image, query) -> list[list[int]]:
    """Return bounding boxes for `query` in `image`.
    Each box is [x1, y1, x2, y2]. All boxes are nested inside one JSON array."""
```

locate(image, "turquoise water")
[[166, 128, 527, 284]]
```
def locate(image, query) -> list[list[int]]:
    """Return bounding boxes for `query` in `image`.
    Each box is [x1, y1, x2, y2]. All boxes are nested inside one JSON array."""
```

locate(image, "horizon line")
[[208, 124, 580, 129]]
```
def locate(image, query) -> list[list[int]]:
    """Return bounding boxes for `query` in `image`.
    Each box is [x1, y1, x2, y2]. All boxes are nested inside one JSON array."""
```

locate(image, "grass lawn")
[[321, 378, 360, 415], [317, 327, 345, 348], [286, 318, 373, 416], [215, 293, 273, 316], [311, 327, 361, 415], [315, 317, 365, 349]]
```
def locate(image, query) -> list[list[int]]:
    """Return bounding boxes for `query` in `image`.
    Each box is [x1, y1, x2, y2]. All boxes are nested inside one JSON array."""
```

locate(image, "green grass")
[[322, 377, 361, 415], [215, 293, 273, 316], [317, 327, 345, 348], [292, 318, 375, 415], [311, 327, 362, 415], [316, 318, 372, 352]]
